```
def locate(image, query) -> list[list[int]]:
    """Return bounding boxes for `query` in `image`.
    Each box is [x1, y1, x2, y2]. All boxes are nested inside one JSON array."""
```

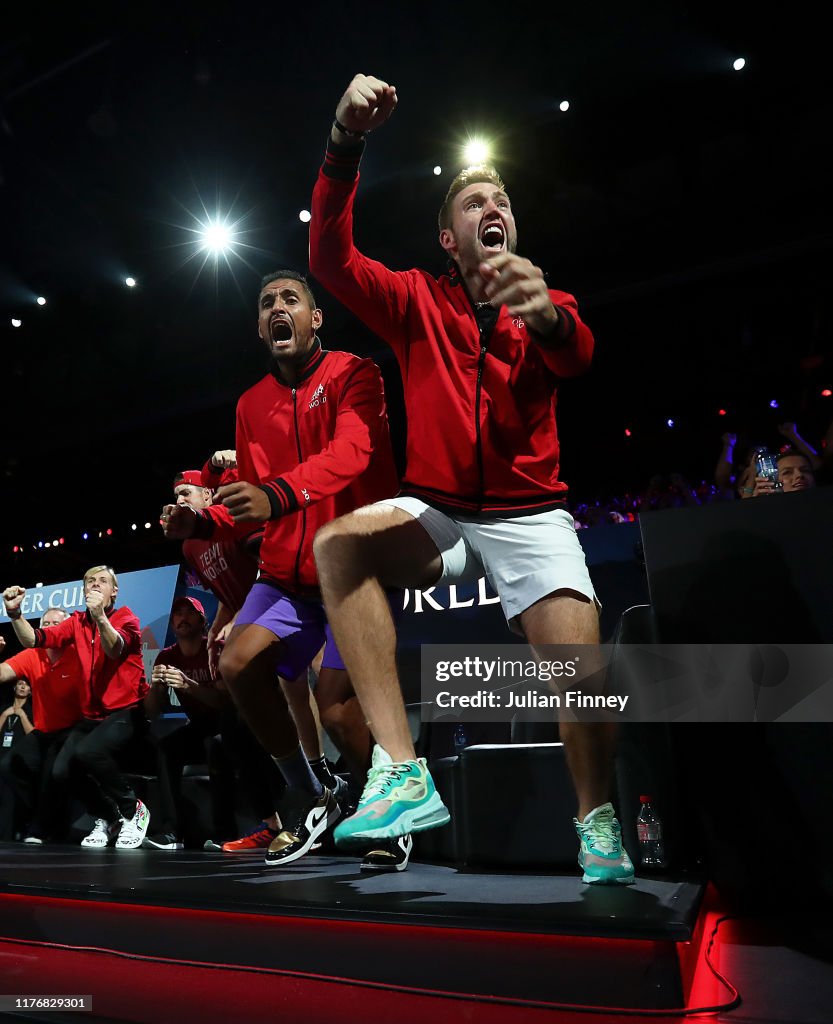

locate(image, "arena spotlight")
[[433, 165, 442, 176], [36, 296, 47, 306], [559, 100, 570, 112], [200, 219, 235, 255], [822, 389, 832, 398], [11, 318, 22, 327], [463, 137, 491, 165], [82, 533, 89, 540], [125, 277, 137, 288], [298, 210, 311, 223], [144, 522, 152, 529], [624, 428, 632, 437], [733, 57, 746, 71], [666, 418, 675, 428], [131, 524, 137, 531], [769, 399, 779, 409], [718, 408, 727, 416]]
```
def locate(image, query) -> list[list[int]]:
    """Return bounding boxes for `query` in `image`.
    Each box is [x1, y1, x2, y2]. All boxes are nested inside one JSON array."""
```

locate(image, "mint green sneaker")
[[334, 745, 450, 848], [574, 802, 635, 885]]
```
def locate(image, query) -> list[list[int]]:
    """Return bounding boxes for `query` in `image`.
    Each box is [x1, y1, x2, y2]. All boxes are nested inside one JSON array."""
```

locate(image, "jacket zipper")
[[291, 388, 307, 589], [90, 625, 97, 716], [474, 327, 488, 510]]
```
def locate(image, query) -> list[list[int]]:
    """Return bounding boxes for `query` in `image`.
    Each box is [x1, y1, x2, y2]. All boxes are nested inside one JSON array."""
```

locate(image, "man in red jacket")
[[0, 607, 84, 842], [310, 75, 633, 884], [2, 566, 151, 850], [163, 269, 402, 869]]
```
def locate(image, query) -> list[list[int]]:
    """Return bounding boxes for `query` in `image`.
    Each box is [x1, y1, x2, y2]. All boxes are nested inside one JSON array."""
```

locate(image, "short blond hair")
[[83, 565, 119, 590], [438, 165, 507, 231]]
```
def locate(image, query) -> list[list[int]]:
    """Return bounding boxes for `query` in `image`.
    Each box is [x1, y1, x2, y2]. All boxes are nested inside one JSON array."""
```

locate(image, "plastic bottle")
[[453, 722, 468, 757], [636, 794, 666, 869]]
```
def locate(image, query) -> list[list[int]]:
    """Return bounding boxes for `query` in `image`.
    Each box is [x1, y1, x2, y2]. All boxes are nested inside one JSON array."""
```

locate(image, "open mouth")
[[480, 222, 505, 252], [271, 319, 293, 342]]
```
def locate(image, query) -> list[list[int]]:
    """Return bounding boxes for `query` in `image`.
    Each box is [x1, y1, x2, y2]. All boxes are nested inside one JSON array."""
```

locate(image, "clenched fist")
[[3, 586, 25, 616], [335, 74, 397, 135]]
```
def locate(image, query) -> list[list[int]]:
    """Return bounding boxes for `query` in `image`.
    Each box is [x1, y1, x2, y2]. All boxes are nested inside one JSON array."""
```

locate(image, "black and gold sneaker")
[[360, 834, 413, 873], [264, 786, 341, 867]]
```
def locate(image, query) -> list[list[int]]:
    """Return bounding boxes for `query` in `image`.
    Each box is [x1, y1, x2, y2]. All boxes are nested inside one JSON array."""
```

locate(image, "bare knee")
[[319, 700, 348, 740], [314, 514, 370, 580], [218, 643, 248, 691]]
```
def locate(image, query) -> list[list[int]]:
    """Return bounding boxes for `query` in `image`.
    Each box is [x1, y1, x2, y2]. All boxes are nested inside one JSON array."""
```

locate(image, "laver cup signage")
[[420, 644, 833, 723]]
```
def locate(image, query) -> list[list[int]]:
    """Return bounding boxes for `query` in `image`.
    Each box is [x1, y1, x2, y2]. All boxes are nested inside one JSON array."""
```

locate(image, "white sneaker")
[[115, 800, 151, 850], [81, 818, 118, 848]]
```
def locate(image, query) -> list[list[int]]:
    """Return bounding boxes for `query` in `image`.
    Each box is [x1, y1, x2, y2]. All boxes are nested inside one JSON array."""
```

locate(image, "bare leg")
[[314, 505, 442, 763], [520, 592, 616, 820], [315, 667, 373, 785], [219, 624, 299, 759], [282, 674, 324, 762]]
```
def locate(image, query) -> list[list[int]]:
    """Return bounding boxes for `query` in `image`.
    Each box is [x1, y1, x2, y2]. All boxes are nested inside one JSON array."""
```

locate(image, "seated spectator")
[[144, 596, 241, 850], [0, 608, 84, 843], [0, 676, 33, 840], [2, 567, 151, 850]]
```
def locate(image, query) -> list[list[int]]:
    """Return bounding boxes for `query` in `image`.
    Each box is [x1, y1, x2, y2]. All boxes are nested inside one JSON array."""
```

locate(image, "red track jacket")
[[195, 342, 398, 594], [33, 607, 148, 719], [310, 138, 595, 516]]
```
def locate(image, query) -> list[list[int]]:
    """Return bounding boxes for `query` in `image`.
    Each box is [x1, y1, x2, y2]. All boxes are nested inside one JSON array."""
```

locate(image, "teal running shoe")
[[574, 802, 635, 885], [334, 745, 450, 848]]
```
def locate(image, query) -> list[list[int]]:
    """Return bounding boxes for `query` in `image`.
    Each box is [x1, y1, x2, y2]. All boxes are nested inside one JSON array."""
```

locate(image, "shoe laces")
[[361, 763, 409, 801], [580, 814, 619, 854]]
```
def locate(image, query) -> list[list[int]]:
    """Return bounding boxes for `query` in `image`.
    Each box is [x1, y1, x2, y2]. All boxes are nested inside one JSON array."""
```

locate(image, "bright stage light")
[[298, 210, 311, 223], [125, 277, 137, 287], [11, 318, 22, 327], [200, 220, 235, 254], [559, 100, 570, 112], [733, 57, 746, 71], [433, 165, 442, 176], [36, 296, 46, 306], [463, 137, 491, 165]]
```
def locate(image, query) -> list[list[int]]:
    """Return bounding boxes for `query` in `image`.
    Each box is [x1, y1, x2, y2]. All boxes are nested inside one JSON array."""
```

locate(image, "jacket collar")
[[270, 336, 326, 387]]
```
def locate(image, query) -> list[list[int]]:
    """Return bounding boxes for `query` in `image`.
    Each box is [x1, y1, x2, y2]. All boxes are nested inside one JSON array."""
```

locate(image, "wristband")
[[333, 118, 366, 139], [5, 607, 21, 620]]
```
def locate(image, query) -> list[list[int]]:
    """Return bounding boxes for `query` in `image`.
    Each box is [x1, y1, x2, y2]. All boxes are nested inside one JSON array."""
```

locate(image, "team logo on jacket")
[[308, 384, 327, 409]]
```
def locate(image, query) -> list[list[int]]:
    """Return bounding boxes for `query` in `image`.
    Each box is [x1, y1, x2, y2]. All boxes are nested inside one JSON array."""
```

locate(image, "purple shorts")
[[235, 581, 345, 680]]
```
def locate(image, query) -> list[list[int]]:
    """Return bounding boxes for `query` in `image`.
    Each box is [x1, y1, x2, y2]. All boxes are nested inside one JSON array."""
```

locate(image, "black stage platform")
[[0, 843, 714, 1022], [4, 844, 831, 1024]]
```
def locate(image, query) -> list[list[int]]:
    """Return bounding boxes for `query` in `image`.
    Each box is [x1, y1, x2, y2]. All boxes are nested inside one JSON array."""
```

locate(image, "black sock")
[[309, 756, 336, 789]]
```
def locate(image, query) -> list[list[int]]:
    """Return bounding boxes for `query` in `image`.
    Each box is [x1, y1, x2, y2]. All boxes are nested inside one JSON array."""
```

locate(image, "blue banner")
[[0, 565, 180, 649]]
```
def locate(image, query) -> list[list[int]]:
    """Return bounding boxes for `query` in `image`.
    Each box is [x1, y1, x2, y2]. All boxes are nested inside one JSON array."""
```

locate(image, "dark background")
[[1, 1, 831, 586]]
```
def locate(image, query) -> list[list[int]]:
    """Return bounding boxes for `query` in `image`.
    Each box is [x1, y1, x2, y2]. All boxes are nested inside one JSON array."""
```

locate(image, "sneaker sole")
[[582, 870, 635, 885], [264, 800, 341, 867], [360, 857, 410, 873], [335, 794, 449, 847]]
